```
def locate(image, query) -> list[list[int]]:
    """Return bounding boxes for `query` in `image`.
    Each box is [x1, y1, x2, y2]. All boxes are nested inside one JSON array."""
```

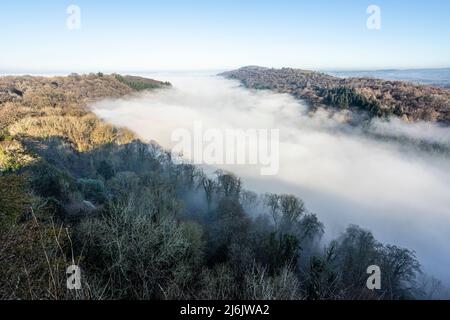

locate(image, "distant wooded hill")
[[220, 66, 450, 124]]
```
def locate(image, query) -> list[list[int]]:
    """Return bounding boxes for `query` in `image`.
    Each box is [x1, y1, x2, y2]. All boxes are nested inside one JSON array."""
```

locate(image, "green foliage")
[[216, 171, 242, 199], [306, 245, 341, 300], [77, 178, 108, 204], [35, 197, 66, 222], [30, 163, 74, 202], [0, 174, 29, 228], [96, 159, 115, 180], [0, 147, 22, 172], [115, 74, 170, 91], [256, 232, 300, 274], [0, 134, 31, 173], [0, 130, 13, 142], [206, 198, 250, 264], [324, 87, 385, 116]]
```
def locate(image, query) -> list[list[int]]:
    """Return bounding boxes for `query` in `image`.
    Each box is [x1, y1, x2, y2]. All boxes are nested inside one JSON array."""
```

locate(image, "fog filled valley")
[[92, 73, 450, 291], [1, 71, 449, 300]]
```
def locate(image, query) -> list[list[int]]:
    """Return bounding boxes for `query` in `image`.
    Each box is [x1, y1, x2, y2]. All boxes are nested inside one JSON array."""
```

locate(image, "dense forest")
[[0, 73, 437, 300], [220, 66, 450, 123]]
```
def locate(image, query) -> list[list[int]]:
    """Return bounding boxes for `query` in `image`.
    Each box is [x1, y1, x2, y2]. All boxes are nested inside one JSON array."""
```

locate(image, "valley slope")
[[220, 66, 450, 124]]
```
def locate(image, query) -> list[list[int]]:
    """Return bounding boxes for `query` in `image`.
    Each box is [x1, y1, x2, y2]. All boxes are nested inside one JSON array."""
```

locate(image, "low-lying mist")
[[91, 73, 450, 285]]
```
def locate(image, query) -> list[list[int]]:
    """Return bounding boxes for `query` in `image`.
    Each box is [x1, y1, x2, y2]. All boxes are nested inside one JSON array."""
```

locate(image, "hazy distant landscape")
[[329, 68, 450, 89]]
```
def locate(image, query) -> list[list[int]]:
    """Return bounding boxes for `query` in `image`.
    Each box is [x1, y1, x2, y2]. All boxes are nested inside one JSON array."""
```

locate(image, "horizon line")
[[2, 65, 450, 77]]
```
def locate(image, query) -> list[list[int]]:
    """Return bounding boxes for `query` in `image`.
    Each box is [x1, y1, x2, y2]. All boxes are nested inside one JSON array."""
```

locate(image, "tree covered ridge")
[[220, 66, 450, 123], [114, 74, 171, 91], [0, 74, 442, 300]]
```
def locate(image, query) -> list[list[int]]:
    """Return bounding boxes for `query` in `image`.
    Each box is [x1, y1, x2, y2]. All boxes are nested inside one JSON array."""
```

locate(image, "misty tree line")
[[1, 136, 432, 300]]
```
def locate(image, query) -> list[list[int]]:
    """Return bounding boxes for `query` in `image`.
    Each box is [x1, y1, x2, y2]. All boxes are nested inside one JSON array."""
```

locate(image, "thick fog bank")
[[91, 73, 450, 285]]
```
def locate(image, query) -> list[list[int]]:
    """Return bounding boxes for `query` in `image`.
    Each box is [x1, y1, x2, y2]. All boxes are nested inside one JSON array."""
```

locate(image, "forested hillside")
[[220, 66, 450, 123], [0, 74, 426, 300]]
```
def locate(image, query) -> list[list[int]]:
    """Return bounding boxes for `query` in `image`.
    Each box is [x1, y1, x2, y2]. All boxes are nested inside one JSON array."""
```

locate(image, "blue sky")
[[1, 0, 449, 72]]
